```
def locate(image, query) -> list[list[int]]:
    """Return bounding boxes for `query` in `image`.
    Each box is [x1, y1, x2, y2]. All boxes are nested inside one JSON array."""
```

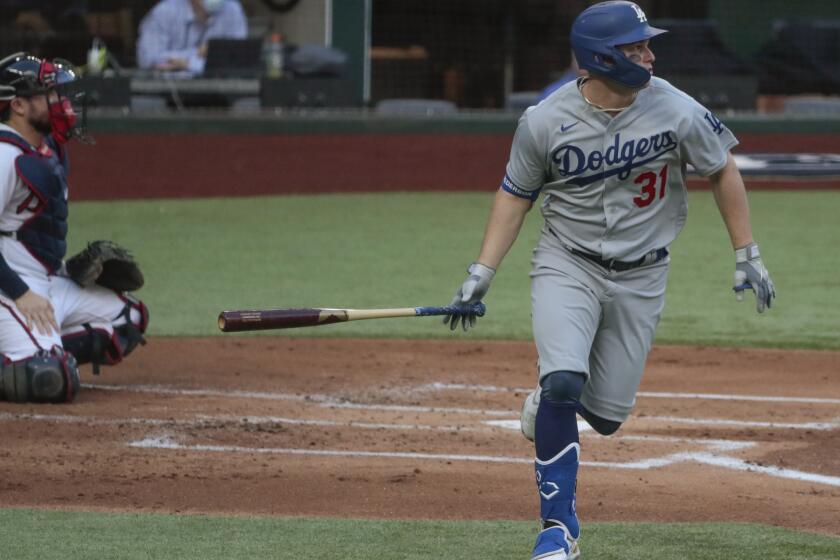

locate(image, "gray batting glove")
[[733, 242, 776, 313], [443, 262, 495, 331]]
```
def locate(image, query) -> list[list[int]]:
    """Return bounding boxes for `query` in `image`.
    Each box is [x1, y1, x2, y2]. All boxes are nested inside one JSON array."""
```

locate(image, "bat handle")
[[464, 302, 486, 317], [415, 302, 486, 317]]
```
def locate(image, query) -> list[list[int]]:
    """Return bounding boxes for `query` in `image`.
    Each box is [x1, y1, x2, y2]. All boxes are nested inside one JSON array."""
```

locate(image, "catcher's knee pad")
[[540, 371, 586, 405], [0, 349, 80, 403], [62, 295, 149, 374], [578, 406, 622, 436], [114, 294, 149, 358], [61, 325, 115, 374]]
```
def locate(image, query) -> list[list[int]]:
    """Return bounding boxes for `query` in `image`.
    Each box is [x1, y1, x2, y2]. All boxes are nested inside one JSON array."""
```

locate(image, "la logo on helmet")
[[630, 3, 648, 23]]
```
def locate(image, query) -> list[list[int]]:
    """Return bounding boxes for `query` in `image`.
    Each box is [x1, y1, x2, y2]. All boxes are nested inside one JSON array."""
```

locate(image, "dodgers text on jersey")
[[551, 131, 678, 186]]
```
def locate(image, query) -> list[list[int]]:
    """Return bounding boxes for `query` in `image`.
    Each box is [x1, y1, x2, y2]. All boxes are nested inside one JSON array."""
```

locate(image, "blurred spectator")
[[136, 0, 247, 75], [538, 54, 584, 101], [10, 0, 87, 31], [6, 1, 91, 65]]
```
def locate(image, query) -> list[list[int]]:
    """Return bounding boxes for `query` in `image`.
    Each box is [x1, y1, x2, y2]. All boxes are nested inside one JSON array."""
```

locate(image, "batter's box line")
[[416, 382, 840, 405], [5, 409, 834, 487], [485, 416, 840, 433], [0, 412, 762, 451], [633, 415, 840, 431], [127, 434, 840, 488], [80, 383, 839, 429]]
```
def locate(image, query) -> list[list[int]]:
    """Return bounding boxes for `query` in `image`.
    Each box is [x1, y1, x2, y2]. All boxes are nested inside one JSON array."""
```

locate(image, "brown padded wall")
[[68, 133, 840, 200]]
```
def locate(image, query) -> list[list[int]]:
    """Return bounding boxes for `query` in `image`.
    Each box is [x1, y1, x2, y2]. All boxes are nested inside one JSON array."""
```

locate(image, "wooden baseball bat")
[[218, 303, 486, 332]]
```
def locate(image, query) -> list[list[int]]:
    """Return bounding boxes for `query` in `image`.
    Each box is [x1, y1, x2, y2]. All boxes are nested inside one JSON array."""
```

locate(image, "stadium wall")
[[70, 115, 840, 200]]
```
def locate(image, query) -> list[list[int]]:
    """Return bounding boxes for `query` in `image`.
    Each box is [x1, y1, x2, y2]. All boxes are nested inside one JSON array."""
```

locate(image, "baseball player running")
[[443, 2, 775, 559], [0, 52, 148, 404]]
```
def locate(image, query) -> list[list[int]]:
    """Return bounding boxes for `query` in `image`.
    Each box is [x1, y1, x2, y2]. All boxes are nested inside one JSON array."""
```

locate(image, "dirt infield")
[[1, 338, 838, 535]]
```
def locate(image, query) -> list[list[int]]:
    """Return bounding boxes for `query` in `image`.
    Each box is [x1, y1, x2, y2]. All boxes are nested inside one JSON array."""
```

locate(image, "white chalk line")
[[83, 382, 314, 402], [685, 452, 840, 488], [80, 382, 840, 428], [637, 415, 840, 431], [130, 435, 531, 464], [0, 411, 755, 451], [484, 416, 840, 433], [420, 383, 840, 405], [485, 419, 595, 433], [3, 408, 837, 487], [60, 382, 840, 487], [0, 411, 173, 427], [0, 411, 491, 434], [128, 434, 840, 488], [84, 382, 840, 421], [637, 391, 840, 405], [82, 383, 517, 417], [12, 409, 798, 481], [482, 420, 754, 452]]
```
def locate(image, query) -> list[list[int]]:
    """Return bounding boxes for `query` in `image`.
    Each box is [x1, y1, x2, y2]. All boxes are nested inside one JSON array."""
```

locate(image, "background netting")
[[370, 0, 840, 111], [2, 1, 840, 110]]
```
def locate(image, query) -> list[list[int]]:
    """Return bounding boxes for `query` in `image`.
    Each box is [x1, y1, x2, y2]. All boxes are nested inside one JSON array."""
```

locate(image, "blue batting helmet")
[[570, 1, 667, 89]]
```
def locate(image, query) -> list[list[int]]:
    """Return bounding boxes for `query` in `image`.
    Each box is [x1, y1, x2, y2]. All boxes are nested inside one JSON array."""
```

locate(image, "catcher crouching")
[[0, 53, 148, 404]]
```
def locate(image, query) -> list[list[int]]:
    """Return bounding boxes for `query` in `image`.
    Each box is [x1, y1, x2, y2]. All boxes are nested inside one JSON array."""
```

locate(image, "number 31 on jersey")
[[633, 164, 668, 207]]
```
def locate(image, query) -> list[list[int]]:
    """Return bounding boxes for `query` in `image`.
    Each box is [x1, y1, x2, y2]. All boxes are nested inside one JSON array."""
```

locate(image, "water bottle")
[[264, 33, 284, 79], [87, 37, 106, 75]]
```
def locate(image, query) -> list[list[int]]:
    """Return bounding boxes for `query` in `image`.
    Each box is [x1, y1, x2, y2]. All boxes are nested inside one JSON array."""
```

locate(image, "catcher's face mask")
[[38, 58, 92, 145]]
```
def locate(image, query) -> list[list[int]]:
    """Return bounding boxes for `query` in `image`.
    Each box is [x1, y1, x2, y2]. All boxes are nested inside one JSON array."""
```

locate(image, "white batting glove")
[[443, 262, 495, 331], [733, 243, 776, 313]]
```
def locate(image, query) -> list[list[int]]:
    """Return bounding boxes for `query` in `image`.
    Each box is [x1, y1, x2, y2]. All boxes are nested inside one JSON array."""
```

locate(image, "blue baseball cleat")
[[532, 522, 581, 560]]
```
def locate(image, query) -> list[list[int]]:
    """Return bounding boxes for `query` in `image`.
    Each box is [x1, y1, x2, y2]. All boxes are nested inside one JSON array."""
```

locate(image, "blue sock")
[[535, 394, 579, 462]]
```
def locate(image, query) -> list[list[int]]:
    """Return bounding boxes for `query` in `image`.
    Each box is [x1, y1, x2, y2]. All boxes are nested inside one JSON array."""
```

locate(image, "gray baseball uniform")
[[504, 76, 738, 421]]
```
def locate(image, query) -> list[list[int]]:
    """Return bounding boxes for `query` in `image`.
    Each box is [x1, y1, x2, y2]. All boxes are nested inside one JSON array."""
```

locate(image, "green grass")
[[30, 191, 840, 555], [1, 509, 837, 560], [66, 191, 840, 348]]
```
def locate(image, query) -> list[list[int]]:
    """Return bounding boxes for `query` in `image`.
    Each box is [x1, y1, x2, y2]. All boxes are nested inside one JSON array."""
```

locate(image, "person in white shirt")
[[137, 0, 248, 75]]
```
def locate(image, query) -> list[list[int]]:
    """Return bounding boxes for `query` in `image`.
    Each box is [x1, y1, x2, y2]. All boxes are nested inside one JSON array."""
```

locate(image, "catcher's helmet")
[[570, 1, 667, 89], [0, 52, 88, 144]]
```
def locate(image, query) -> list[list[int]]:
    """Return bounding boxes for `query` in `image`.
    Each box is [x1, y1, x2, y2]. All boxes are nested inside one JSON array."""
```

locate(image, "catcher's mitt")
[[65, 240, 144, 292]]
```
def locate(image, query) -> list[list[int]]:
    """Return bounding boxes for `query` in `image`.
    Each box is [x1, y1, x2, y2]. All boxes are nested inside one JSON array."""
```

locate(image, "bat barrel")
[[218, 308, 349, 332]]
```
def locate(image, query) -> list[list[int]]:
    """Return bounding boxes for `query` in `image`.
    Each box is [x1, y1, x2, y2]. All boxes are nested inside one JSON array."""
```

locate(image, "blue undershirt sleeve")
[[0, 251, 29, 300]]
